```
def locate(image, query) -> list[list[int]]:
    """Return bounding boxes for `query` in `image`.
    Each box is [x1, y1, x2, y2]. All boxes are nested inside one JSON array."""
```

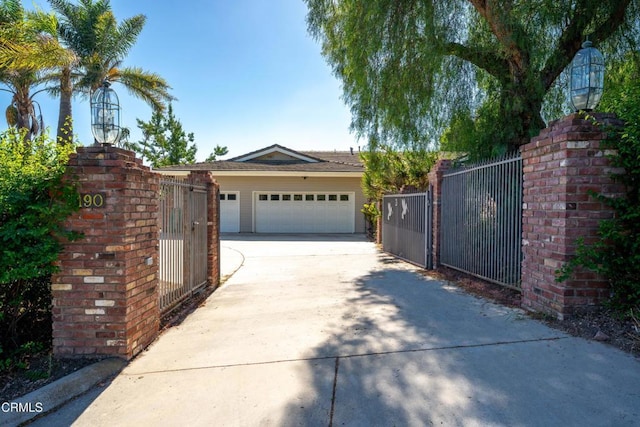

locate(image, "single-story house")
[[157, 144, 366, 233]]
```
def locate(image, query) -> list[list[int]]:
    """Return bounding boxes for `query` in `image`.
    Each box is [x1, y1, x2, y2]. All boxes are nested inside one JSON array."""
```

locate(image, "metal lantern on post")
[[90, 80, 121, 145], [569, 40, 605, 111]]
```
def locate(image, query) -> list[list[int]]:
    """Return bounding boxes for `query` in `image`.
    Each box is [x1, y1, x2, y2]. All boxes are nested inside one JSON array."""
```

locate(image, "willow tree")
[[306, 0, 640, 155]]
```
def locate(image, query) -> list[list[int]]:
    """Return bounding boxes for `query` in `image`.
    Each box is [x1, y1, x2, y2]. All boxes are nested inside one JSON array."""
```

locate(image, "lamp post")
[[90, 80, 121, 145], [569, 40, 605, 112]]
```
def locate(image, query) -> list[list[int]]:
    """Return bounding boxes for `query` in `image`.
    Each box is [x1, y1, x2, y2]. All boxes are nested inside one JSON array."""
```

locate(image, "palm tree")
[[26, 7, 77, 145], [0, 0, 72, 140], [1, 71, 43, 140], [48, 0, 173, 145]]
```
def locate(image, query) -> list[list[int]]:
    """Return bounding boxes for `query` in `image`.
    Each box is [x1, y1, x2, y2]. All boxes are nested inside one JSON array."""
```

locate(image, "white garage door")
[[220, 192, 240, 232], [254, 192, 355, 233]]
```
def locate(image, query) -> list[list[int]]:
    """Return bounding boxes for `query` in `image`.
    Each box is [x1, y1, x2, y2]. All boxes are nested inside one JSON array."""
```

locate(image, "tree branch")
[[468, 0, 528, 73], [444, 41, 511, 82], [541, 0, 632, 91]]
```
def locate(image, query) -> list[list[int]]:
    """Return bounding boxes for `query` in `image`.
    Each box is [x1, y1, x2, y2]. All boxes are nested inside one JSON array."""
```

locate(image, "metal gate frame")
[[381, 190, 433, 269], [440, 154, 523, 290], [159, 178, 208, 314], [187, 185, 208, 292]]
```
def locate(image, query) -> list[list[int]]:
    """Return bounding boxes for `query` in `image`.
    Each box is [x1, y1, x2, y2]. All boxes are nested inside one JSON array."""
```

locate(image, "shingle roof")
[[299, 150, 364, 167], [158, 144, 364, 173]]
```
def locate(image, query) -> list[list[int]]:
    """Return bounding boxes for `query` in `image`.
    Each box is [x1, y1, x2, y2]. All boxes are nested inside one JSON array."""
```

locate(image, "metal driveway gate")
[[159, 178, 208, 314], [440, 154, 523, 289], [382, 191, 433, 269]]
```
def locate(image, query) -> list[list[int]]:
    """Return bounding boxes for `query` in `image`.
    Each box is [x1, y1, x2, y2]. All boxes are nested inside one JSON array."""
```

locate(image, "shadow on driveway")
[[26, 239, 640, 426], [285, 258, 640, 426]]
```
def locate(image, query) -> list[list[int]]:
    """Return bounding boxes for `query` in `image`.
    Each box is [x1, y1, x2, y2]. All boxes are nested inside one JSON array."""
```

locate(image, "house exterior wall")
[[212, 175, 366, 233]]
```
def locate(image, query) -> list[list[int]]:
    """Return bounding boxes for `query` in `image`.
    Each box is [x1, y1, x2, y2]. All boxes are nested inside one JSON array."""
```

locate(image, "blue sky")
[[3, 0, 361, 161]]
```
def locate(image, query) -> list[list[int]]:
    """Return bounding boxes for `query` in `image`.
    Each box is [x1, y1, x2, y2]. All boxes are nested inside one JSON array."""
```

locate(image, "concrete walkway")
[[27, 235, 640, 426]]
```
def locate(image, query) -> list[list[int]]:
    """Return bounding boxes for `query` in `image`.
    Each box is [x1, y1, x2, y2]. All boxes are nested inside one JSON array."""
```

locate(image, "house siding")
[[212, 175, 366, 233]]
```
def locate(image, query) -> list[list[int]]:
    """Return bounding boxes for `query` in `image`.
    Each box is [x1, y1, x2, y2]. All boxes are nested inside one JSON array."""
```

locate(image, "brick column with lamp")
[[51, 146, 160, 359], [520, 113, 624, 319]]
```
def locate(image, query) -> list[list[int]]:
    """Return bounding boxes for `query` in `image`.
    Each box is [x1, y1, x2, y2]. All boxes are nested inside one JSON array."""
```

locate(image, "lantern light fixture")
[[569, 40, 605, 112], [90, 80, 121, 145]]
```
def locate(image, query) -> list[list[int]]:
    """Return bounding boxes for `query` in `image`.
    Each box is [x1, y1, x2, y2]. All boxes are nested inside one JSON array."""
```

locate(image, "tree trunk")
[[57, 66, 73, 145], [14, 92, 36, 142], [499, 77, 546, 151]]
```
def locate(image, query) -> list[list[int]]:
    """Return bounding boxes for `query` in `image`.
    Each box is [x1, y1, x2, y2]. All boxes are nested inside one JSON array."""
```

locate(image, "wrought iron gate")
[[440, 154, 523, 289], [158, 178, 208, 313], [382, 191, 433, 269]]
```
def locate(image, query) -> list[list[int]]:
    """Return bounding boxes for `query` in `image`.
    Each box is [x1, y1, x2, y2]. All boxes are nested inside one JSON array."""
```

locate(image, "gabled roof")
[[157, 144, 364, 176], [229, 144, 323, 163]]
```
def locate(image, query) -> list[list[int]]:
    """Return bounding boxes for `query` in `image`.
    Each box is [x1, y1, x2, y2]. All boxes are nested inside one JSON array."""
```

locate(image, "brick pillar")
[[52, 146, 160, 359], [427, 159, 452, 268], [375, 200, 382, 245], [520, 113, 624, 319], [186, 171, 221, 288]]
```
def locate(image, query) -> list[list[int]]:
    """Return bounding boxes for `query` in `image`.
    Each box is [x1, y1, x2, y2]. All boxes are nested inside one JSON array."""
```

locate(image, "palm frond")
[[0, 0, 23, 25], [0, 38, 74, 71], [50, 0, 110, 57], [0, 2, 74, 72], [114, 66, 175, 111], [112, 14, 145, 57], [25, 8, 59, 36]]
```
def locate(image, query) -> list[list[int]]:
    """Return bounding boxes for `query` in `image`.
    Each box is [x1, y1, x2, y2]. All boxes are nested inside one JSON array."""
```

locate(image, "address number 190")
[[79, 193, 105, 208]]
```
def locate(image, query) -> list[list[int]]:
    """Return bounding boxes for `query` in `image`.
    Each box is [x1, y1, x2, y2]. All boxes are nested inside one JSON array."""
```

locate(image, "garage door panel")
[[255, 192, 354, 233], [220, 191, 240, 232]]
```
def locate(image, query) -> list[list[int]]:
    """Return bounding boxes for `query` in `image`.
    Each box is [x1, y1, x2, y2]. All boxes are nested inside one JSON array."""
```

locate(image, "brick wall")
[[52, 146, 160, 358], [520, 113, 625, 319]]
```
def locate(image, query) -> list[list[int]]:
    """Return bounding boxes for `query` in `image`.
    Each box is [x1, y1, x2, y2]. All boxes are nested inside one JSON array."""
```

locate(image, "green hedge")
[[0, 130, 79, 369]]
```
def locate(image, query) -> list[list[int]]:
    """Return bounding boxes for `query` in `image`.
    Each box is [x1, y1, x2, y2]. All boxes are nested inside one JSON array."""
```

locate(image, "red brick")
[[53, 147, 219, 359], [520, 113, 621, 319]]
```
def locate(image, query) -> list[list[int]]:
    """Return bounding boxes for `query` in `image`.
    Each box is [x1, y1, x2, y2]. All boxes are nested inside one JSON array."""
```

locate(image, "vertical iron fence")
[[159, 178, 208, 314], [382, 191, 433, 269], [440, 154, 523, 290]]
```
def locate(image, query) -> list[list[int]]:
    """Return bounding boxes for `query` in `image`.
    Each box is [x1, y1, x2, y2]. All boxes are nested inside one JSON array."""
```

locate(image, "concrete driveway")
[[32, 234, 639, 426]]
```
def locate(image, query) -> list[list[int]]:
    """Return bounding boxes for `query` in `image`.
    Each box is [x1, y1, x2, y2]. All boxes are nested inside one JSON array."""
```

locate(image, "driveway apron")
[[34, 235, 640, 426]]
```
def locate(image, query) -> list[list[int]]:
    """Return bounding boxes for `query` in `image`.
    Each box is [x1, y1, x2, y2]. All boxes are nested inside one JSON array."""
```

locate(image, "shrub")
[[0, 129, 79, 369], [361, 202, 380, 239]]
